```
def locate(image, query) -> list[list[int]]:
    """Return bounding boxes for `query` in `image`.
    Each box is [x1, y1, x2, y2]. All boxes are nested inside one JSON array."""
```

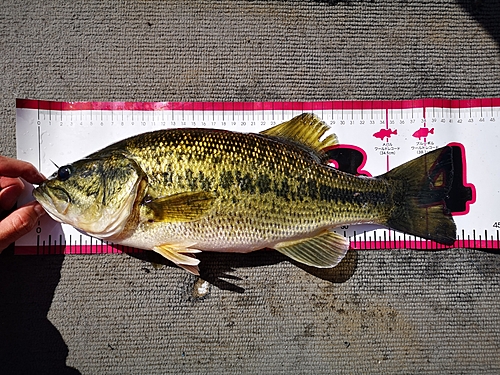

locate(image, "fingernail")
[[34, 203, 46, 216], [36, 171, 47, 182]]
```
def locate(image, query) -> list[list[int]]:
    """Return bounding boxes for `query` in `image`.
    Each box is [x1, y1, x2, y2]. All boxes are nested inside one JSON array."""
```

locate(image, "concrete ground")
[[1, 1, 499, 374]]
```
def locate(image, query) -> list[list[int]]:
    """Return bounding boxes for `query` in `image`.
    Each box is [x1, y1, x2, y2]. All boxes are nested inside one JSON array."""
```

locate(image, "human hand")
[[0, 156, 46, 252]]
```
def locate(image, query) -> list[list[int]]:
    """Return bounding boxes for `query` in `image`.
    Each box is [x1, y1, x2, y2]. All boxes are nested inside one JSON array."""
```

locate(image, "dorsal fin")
[[260, 113, 338, 159]]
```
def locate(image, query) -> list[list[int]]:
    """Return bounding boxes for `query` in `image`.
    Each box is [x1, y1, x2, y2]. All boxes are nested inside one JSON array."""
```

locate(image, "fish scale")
[[113, 128, 388, 248]]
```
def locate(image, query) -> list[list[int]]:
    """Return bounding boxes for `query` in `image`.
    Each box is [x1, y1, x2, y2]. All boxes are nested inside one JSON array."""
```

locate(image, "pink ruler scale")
[[14, 98, 500, 255]]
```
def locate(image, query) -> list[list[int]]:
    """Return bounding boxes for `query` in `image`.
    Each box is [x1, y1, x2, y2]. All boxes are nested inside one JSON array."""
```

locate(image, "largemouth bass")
[[33, 114, 456, 274]]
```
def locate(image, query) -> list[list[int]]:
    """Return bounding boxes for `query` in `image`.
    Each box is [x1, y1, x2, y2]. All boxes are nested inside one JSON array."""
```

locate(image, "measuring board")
[[14, 98, 500, 255]]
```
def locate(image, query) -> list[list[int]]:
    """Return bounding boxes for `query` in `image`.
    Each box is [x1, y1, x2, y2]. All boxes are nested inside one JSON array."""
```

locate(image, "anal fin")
[[274, 230, 349, 268], [153, 244, 201, 275]]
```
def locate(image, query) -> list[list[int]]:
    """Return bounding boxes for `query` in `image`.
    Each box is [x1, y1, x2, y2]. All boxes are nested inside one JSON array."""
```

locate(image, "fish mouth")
[[33, 184, 71, 221]]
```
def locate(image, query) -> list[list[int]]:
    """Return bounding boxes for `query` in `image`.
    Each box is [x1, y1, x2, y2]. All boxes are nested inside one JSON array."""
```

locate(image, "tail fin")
[[379, 146, 456, 245]]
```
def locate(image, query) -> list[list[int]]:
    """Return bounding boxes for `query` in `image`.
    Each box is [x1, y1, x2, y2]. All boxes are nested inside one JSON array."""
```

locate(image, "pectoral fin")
[[274, 230, 349, 268], [153, 244, 201, 275], [145, 191, 214, 222]]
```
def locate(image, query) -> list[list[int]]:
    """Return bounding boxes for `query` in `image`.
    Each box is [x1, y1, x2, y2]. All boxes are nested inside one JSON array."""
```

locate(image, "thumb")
[[0, 202, 46, 253]]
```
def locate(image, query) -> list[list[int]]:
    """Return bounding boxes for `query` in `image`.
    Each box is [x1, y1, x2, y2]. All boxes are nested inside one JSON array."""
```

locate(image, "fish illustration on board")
[[373, 128, 397, 140], [413, 127, 434, 140]]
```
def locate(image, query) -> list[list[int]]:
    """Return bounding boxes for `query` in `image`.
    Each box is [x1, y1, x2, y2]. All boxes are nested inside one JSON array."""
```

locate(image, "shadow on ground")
[[457, 0, 500, 47], [307, 0, 499, 50], [129, 248, 358, 293], [0, 251, 80, 375]]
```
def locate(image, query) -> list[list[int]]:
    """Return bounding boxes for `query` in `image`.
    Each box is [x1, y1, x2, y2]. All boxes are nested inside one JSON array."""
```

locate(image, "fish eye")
[[57, 166, 72, 181]]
